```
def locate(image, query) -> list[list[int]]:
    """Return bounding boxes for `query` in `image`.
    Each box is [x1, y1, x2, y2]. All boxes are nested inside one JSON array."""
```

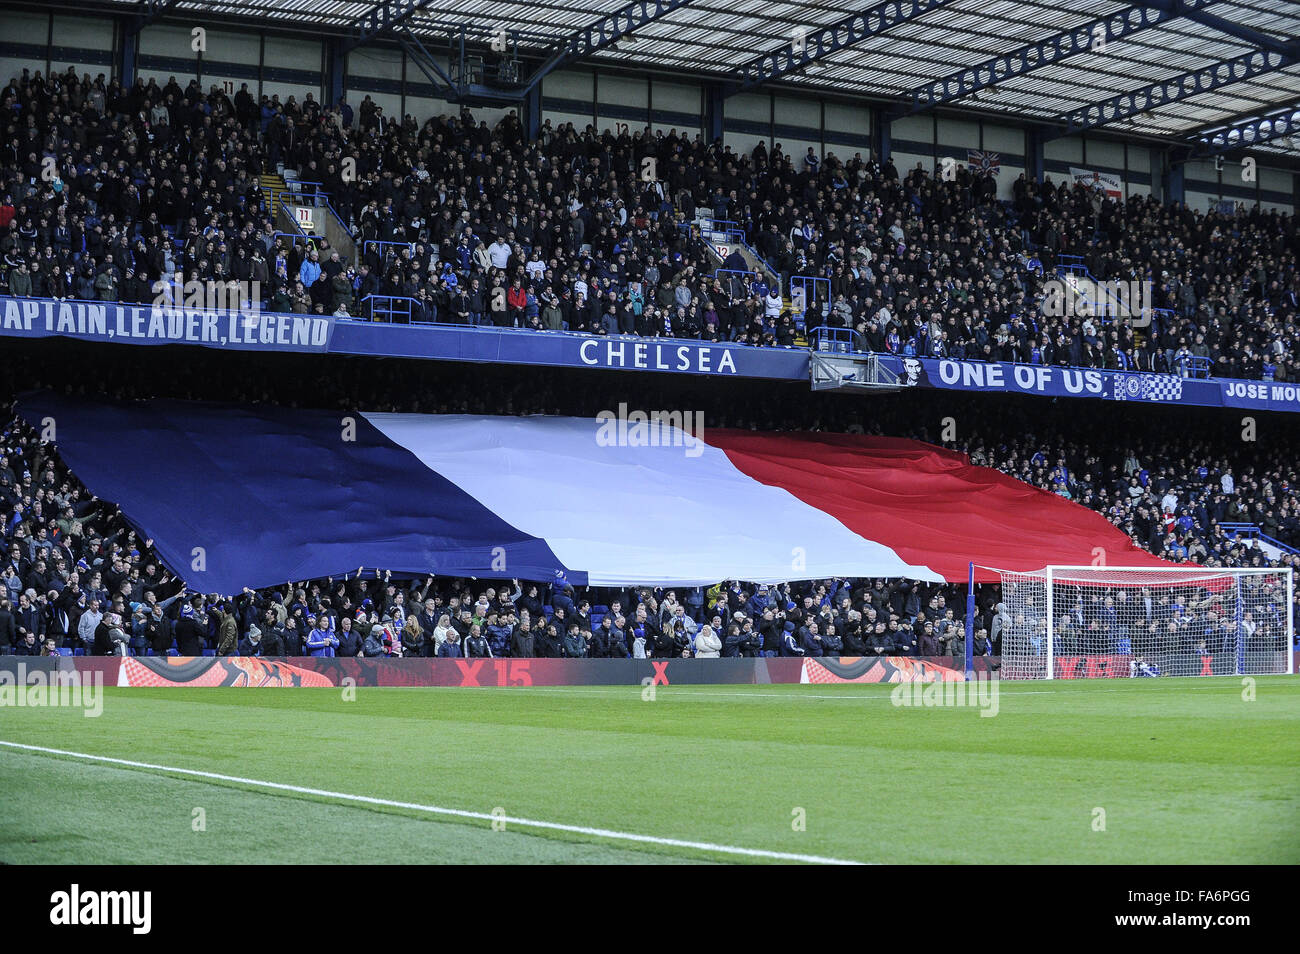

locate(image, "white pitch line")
[[367, 685, 992, 701], [516, 680, 1293, 701], [525, 686, 942, 701], [0, 740, 864, 866], [505, 684, 1239, 701]]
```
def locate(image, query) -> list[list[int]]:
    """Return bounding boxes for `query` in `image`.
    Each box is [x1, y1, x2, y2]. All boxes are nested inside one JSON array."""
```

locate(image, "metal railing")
[[277, 194, 321, 241], [272, 177, 325, 208], [738, 237, 782, 287], [692, 221, 746, 248], [284, 177, 325, 193], [271, 230, 322, 245], [809, 325, 856, 354], [359, 294, 416, 323], [698, 216, 741, 235], [791, 275, 831, 330], [687, 218, 782, 287], [277, 184, 354, 246], [1172, 354, 1213, 379], [1053, 266, 1156, 330], [1219, 523, 1299, 556]]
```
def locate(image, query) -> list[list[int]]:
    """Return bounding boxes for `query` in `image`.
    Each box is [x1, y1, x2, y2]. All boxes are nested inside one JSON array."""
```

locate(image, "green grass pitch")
[[1, 677, 1297, 864]]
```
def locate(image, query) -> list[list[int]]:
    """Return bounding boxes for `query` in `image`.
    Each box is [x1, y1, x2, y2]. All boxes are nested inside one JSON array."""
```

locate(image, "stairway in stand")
[[788, 299, 809, 346], [259, 171, 289, 217]]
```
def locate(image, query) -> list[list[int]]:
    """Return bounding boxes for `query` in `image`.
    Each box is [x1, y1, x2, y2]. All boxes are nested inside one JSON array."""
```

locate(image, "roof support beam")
[[1138, 1, 1298, 58], [1050, 46, 1299, 138], [872, 106, 891, 162], [124, 0, 180, 84], [395, 26, 457, 99], [344, 0, 437, 55], [728, 0, 956, 95], [395, 25, 532, 105], [1186, 100, 1300, 158], [129, 0, 181, 35], [326, 38, 345, 107], [521, 0, 695, 93], [896, 0, 1219, 116]]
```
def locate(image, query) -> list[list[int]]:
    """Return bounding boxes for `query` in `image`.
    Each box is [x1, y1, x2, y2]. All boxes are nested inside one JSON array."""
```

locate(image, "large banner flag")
[[1069, 165, 1123, 199], [18, 393, 1170, 592], [966, 150, 1001, 176]]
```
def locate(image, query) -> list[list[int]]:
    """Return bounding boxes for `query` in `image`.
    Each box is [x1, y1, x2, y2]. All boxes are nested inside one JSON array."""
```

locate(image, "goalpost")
[[986, 566, 1294, 680]]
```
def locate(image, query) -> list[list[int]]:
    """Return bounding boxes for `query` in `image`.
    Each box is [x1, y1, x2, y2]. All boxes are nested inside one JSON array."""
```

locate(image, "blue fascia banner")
[[1, 295, 334, 352], [0, 296, 807, 379], [4, 295, 1300, 410], [877, 355, 1300, 414]]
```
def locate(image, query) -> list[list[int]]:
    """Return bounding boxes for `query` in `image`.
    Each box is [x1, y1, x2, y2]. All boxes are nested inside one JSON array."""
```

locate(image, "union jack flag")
[[967, 150, 1001, 176]]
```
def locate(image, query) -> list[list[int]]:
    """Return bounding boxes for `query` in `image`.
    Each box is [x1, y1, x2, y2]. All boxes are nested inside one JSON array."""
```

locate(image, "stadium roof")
[[69, 0, 1300, 153]]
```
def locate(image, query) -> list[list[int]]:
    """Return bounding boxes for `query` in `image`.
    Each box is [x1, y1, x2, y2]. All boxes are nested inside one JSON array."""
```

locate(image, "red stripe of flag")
[[706, 431, 1173, 583]]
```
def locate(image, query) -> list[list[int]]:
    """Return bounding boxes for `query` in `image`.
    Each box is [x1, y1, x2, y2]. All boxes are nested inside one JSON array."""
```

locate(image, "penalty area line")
[[0, 740, 864, 866]]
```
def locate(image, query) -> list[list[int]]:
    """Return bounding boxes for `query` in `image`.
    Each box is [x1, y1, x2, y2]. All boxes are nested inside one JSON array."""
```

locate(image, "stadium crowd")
[[2, 67, 1299, 380], [0, 351, 1295, 659]]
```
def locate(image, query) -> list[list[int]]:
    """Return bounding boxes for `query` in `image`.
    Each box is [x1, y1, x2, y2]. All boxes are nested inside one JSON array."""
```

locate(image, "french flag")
[[18, 392, 1169, 593]]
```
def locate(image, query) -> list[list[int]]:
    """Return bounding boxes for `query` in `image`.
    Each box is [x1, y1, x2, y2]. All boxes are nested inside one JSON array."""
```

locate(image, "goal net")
[[992, 566, 1294, 679]]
